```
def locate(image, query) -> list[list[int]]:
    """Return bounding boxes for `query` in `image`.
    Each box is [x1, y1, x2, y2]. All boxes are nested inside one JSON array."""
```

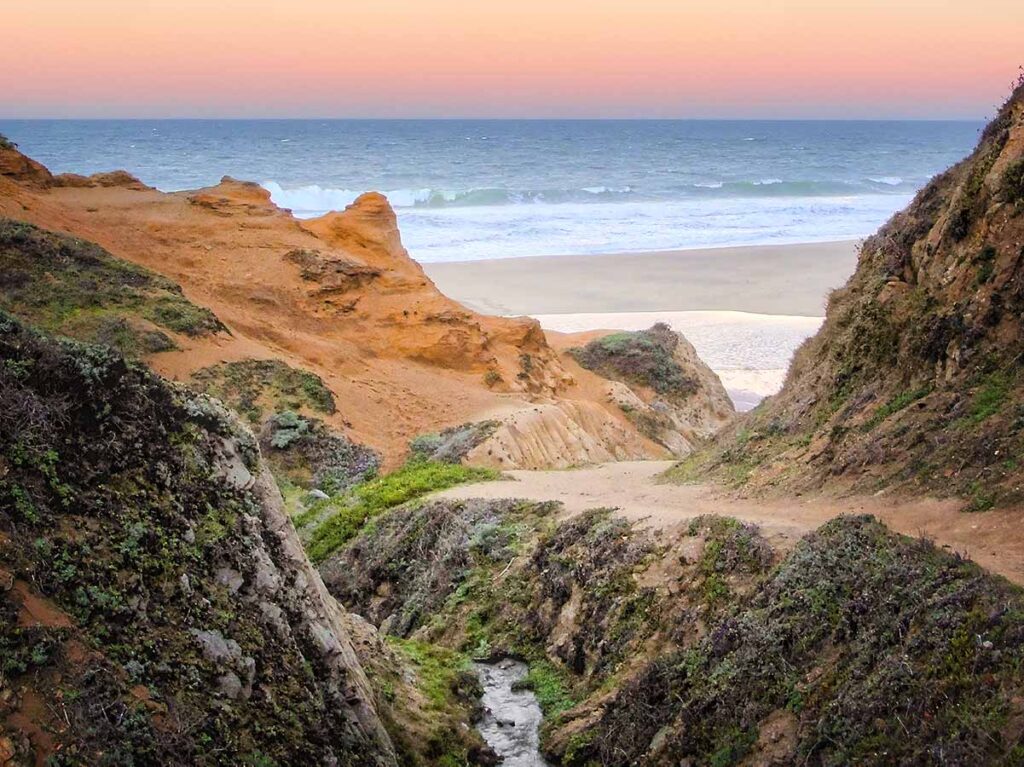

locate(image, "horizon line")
[[0, 115, 989, 123]]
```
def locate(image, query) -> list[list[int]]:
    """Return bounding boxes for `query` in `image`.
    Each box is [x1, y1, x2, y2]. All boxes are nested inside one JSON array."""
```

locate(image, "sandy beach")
[[423, 240, 859, 317], [425, 240, 857, 408]]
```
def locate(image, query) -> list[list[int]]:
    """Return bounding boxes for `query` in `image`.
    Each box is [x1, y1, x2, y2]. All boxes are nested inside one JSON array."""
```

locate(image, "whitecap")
[[868, 176, 903, 186]]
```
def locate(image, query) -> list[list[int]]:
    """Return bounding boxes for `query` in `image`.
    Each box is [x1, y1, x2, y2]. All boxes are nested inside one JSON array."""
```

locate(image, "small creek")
[[474, 660, 550, 766]]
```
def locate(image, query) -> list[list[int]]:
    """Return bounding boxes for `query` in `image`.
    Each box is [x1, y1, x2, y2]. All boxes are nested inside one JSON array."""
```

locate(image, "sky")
[[2, 0, 1022, 119]]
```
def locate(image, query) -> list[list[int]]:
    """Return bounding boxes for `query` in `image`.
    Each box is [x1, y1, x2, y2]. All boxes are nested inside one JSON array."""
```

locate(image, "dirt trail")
[[434, 461, 1024, 585]]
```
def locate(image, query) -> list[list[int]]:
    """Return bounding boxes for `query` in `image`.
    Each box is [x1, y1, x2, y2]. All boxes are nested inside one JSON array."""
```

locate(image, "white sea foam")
[[262, 183, 910, 262], [387, 194, 911, 262], [868, 176, 904, 186]]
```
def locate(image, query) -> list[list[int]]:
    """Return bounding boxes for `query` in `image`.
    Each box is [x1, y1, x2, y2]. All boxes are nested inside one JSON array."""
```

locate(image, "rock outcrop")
[[566, 323, 735, 456], [683, 80, 1024, 506], [0, 144, 685, 467], [0, 314, 397, 765]]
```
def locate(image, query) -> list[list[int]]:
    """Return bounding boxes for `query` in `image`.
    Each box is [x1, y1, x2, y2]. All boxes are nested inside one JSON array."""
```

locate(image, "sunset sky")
[[3, 0, 1021, 119]]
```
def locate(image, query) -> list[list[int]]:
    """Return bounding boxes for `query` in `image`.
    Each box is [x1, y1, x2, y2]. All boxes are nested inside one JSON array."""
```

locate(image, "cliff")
[[0, 314, 398, 765], [0, 140, 732, 468], [676, 80, 1024, 507]]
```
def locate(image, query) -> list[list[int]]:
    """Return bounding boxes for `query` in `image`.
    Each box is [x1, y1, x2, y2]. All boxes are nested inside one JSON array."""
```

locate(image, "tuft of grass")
[[306, 460, 498, 563], [387, 638, 472, 710], [967, 371, 1011, 424], [862, 385, 931, 431], [0, 134, 17, 150], [519, 658, 579, 717]]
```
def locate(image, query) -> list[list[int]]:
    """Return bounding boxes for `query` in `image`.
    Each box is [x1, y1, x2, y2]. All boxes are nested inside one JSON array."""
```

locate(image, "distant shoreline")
[[423, 239, 859, 317]]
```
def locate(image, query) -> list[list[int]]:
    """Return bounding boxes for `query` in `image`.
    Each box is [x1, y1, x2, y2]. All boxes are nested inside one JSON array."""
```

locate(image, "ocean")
[[0, 119, 982, 263]]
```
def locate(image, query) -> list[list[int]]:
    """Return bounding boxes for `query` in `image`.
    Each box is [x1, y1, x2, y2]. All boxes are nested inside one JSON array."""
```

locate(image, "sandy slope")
[[0, 152, 667, 466], [434, 461, 1024, 585]]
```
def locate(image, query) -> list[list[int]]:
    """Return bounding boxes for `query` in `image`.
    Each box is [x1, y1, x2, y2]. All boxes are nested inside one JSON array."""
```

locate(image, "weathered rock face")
[[0, 315, 397, 766], [688, 82, 1024, 505]]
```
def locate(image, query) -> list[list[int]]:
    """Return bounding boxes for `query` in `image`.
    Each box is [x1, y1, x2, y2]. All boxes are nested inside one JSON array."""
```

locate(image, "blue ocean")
[[0, 119, 982, 262]]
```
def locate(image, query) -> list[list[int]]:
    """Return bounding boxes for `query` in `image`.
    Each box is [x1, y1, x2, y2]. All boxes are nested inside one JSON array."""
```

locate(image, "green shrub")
[[144, 296, 225, 337], [1001, 157, 1024, 203], [190, 358, 335, 424], [974, 245, 998, 285], [569, 323, 697, 398], [260, 412, 379, 494]]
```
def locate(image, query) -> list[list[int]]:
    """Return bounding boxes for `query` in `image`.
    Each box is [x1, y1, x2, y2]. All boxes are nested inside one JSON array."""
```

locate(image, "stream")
[[474, 660, 550, 766]]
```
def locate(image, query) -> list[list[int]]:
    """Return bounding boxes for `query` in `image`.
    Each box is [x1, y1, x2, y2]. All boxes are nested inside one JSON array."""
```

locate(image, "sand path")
[[434, 461, 1024, 585]]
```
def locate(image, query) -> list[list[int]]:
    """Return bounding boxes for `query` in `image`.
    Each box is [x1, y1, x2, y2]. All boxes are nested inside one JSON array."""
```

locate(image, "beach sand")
[[423, 240, 859, 317], [424, 241, 857, 409]]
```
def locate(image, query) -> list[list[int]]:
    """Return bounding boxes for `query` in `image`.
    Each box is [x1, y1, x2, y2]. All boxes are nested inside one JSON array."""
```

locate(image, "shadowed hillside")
[[673, 79, 1024, 508]]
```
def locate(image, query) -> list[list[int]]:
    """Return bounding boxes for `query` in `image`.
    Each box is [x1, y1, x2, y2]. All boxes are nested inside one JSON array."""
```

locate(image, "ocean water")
[[1, 119, 982, 262]]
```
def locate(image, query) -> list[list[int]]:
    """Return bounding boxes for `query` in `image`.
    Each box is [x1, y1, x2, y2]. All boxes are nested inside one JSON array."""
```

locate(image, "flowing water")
[[475, 660, 550, 766]]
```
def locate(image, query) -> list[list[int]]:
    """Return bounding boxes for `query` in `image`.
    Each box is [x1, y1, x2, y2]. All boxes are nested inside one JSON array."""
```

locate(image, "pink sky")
[[2, 0, 1021, 118]]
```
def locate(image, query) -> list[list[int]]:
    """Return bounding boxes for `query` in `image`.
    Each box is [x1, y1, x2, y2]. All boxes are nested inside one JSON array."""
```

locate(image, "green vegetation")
[[949, 135, 1006, 241], [408, 420, 499, 464], [190, 358, 335, 424], [571, 516, 1024, 766], [388, 638, 473, 710], [305, 460, 498, 563], [329, 492, 1024, 765], [862, 385, 931, 430], [1002, 156, 1024, 203], [967, 370, 1012, 424], [251, 410, 380, 494], [974, 244, 998, 285], [569, 323, 697, 398], [0, 218, 225, 356], [519, 658, 578, 717], [0, 313, 386, 764]]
